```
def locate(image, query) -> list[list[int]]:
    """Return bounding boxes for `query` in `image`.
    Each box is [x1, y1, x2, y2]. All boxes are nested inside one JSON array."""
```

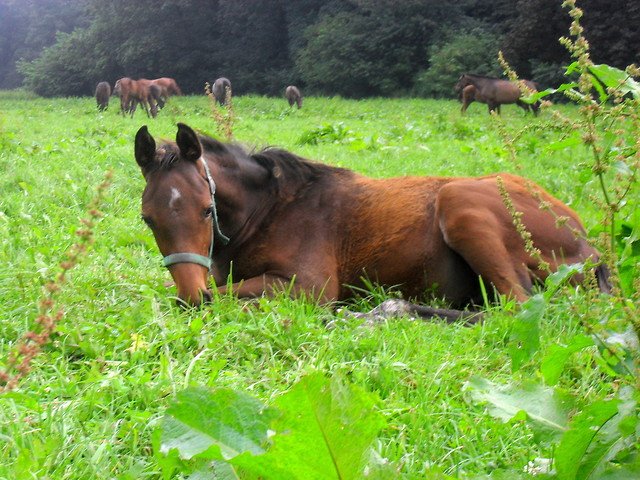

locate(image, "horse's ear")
[[176, 123, 202, 162], [135, 125, 156, 173]]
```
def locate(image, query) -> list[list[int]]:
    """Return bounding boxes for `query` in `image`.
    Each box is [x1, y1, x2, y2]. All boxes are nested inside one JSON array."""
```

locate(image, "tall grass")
[[0, 92, 634, 478]]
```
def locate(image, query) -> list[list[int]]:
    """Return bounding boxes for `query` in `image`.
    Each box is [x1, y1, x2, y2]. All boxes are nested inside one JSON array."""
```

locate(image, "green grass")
[[0, 92, 624, 478]]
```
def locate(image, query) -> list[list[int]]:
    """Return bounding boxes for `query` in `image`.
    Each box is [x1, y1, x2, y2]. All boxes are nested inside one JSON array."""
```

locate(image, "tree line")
[[1, 0, 638, 98]]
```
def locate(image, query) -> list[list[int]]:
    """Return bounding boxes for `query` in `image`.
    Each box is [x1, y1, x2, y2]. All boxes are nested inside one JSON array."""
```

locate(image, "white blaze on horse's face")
[[168, 187, 182, 211]]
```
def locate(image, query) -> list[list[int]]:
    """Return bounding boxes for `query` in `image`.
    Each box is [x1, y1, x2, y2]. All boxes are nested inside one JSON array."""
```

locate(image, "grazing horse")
[[458, 85, 484, 114], [285, 85, 303, 109], [113, 77, 154, 118], [149, 84, 167, 110], [150, 77, 181, 96], [212, 77, 231, 105], [95, 81, 111, 111], [134, 123, 610, 314], [455, 74, 541, 115]]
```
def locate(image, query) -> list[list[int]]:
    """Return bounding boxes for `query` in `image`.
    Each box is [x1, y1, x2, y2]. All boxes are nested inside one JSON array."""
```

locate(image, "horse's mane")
[[250, 147, 351, 195], [464, 73, 502, 81], [152, 133, 352, 198]]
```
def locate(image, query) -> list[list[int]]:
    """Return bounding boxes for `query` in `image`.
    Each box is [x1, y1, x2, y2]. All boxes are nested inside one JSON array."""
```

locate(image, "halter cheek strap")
[[162, 157, 229, 270]]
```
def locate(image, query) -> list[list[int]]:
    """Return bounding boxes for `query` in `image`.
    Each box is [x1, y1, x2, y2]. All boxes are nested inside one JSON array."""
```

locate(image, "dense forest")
[[1, 0, 638, 98]]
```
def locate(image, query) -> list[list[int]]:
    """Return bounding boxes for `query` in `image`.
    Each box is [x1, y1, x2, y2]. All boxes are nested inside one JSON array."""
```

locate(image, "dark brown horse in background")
[[147, 84, 166, 110], [455, 74, 541, 115], [134, 124, 610, 315], [212, 77, 231, 105], [285, 85, 302, 109], [95, 81, 111, 111]]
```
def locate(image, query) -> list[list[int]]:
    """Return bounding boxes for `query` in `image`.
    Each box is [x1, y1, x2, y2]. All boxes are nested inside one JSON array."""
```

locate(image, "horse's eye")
[[203, 206, 214, 218]]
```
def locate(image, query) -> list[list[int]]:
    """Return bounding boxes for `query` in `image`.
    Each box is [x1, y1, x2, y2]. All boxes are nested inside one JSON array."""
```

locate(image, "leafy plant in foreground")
[[155, 373, 397, 479]]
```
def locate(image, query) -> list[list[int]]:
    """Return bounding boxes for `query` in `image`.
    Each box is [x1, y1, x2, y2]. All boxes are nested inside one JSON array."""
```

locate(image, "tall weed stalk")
[[204, 82, 235, 140]]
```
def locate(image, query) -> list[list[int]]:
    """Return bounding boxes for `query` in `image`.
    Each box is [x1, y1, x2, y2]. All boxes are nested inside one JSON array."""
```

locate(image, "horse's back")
[[335, 176, 462, 297]]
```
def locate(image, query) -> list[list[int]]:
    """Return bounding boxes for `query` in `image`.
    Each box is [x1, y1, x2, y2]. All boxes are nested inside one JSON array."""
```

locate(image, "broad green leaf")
[[464, 376, 573, 444], [565, 61, 580, 75], [613, 160, 633, 177], [589, 74, 607, 102], [509, 294, 544, 371], [598, 467, 640, 480], [232, 373, 389, 480], [160, 386, 280, 461], [545, 134, 583, 152], [589, 64, 640, 99], [541, 334, 594, 385], [185, 468, 223, 480], [543, 263, 584, 298], [556, 399, 621, 480]]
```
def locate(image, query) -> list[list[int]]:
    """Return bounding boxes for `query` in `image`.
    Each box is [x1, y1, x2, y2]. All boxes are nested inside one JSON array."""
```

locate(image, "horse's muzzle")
[[175, 288, 212, 308], [167, 262, 212, 308]]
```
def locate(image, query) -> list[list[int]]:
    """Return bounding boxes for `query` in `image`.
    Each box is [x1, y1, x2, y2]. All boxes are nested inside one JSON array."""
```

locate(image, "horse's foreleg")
[[129, 99, 138, 118], [531, 102, 540, 116], [441, 214, 532, 302], [214, 273, 339, 304], [437, 188, 533, 302], [516, 100, 530, 112]]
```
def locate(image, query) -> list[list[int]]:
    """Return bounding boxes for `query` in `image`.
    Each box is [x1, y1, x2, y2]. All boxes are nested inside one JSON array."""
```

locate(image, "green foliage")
[[156, 374, 395, 479], [297, 122, 354, 145], [0, 0, 90, 89], [413, 28, 503, 99], [5, 0, 640, 97], [19, 30, 96, 97]]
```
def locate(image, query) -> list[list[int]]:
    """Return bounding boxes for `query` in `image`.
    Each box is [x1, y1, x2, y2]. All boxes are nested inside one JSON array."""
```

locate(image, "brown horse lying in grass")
[[134, 124, 610, 320]]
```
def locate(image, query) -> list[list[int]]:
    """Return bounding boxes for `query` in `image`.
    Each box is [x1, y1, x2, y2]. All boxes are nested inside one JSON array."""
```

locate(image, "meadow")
[[0, 91, 636, 479]]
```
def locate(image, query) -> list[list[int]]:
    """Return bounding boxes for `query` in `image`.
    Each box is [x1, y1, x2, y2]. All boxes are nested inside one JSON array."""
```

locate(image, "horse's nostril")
[[175, 297, 190, 309], [201, 290, 213, 303]]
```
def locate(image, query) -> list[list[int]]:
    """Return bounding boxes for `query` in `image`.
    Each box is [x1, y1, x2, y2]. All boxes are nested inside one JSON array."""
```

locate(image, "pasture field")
[[0, 92, 635, 479]]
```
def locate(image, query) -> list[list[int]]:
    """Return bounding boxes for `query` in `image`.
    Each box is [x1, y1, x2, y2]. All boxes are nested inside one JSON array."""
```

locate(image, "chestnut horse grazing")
[[285, 85, 302, 109], [95, 81, 111, 111], [114, 77, 155, 118], [455, 74, 540, 115], [150, 77, 181, 96], [134, 124, 610, 317]]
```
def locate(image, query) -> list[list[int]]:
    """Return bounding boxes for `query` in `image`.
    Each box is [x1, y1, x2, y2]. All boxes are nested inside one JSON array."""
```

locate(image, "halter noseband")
[[162, 157, 229, 270]]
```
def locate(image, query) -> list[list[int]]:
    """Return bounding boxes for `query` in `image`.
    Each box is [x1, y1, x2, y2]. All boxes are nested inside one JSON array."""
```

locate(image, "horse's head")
[[454, 74, 470, 97], [135, 123, 229, 307], [113, 79, 121, 97]]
